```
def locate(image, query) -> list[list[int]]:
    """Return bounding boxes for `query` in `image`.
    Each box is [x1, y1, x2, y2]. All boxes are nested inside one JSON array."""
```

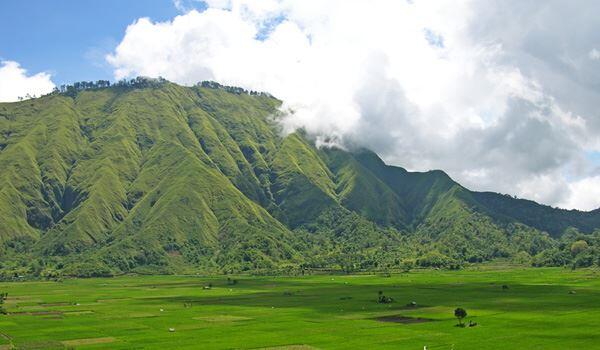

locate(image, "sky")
[[1, 0, 599, 211]]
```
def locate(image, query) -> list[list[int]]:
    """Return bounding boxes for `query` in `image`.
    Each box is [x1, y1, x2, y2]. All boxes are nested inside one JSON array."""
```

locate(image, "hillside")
[[1, 78, 599, 277]]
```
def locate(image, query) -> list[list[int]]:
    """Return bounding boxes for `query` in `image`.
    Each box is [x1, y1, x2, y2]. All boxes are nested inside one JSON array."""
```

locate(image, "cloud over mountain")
[[106, 0, 600, 210]]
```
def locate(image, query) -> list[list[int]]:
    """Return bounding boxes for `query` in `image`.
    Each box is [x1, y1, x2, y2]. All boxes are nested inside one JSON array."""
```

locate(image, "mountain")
[[1, 78, 599, 277]]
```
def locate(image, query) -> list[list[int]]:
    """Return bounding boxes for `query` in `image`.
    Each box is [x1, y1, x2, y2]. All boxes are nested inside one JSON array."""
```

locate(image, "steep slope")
[[470, 191, 600, 237], [0, 80, 301, 272], [348, 149, 600, 237], [324, 149, 409, 229], [99, 140, 296, 272], [0, 78, 599, 276], [270, 133, 339, 227], [350, 149, 462, 226], [0, 96, 86, 245]]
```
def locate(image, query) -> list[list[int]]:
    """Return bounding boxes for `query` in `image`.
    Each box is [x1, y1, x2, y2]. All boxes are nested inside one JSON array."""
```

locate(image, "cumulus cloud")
[[560, 176, 600, 211], [106, 0, 600, 210], [0, 61, 55, 102]]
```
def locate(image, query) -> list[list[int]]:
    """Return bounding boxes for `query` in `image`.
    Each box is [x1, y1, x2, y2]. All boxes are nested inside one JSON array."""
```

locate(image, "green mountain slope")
[[324, 149, 408, 229], [470, 191, 600, 237], [0, 78, 599, 276]]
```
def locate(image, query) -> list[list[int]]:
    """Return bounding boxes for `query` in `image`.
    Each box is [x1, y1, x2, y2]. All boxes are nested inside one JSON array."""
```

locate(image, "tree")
[[400, 259, 415, 272], [454, 307, 467, 326], [571, 240, 589, 256]]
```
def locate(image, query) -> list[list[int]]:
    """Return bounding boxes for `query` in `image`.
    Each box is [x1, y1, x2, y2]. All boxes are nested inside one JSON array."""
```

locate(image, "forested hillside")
[[1, 78, 599, 278]]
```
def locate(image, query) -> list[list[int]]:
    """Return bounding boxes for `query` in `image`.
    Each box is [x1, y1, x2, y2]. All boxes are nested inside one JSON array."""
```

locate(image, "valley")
[[0, 266, 599, 349]]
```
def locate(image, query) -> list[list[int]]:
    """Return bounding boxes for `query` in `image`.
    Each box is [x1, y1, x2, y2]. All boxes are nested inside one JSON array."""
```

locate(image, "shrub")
[[62, 261, 113, 278], [417, 251, 460, 269], [571, 240, 589, 256], [400, 259, 415, 272], [377, 291, 394, 304], [512, 251, 531, 265], [532, 248, 570, 267]]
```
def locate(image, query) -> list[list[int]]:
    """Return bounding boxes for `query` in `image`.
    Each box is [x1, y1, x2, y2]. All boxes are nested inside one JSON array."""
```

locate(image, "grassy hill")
[[1, 78, 599, 277]]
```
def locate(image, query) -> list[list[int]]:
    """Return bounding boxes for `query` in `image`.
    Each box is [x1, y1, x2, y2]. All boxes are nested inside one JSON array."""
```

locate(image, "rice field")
[[1, 267, 599, 349]]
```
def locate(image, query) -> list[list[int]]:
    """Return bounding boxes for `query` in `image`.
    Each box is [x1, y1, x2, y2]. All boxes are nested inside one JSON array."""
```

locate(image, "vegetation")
[[454, 307, 467, 326], [0, 267, 598, 349], [1, 79, 600, 277], [0, 292, 6, 314], [377, 290, 394, 304]]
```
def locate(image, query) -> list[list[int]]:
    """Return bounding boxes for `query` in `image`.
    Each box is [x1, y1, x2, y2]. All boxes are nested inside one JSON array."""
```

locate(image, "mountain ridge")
[[1, 78, 599, 277]]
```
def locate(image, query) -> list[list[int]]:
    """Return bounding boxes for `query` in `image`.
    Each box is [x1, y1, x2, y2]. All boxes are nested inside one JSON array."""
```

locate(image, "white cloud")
[[560, 176, 600, 211], [107, 0, 600, 210], [590, 48, 600, 60], [0, 61, 55, 102]]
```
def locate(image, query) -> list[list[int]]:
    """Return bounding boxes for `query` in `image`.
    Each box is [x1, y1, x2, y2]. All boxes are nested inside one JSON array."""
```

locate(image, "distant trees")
[[512, 251, 532, 265], [400, 259, 415, 272], [44, 77, 273, 101], [531, 248, 570, 267], [51, 77, 168, 98], [61, 261, 114, 278], [114, 77, 167, 89], [454, 307, 467, 326], [529, 229, 600, 269], [53, 79, 112, 97], [416, 251, 461, 270], [16, 93, 37, 101], [0, 292, 7, 314], [571, 240, 589, 256], [197, 80, 273, 97]]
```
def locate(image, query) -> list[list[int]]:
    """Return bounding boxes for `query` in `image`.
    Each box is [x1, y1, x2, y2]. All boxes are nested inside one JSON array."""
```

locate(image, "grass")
[[1, 267, 599, 349]]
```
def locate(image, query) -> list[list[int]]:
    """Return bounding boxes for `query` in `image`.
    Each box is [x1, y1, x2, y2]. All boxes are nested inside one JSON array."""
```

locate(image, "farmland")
[[0, 267, 599, 349]]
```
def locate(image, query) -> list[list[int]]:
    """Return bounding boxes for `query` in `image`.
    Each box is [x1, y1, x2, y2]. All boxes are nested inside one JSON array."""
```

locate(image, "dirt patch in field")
[[10, 311, 62, 317], [17, 340, 64, 349], [138, 282, 204, 288], [42, 316, 63, 320], [128, 312, 158, 318], [3, 296, 43, 307], [0, 345, 12, 350], [64, 310, 94, 316], [5, 296, 39, 301], [193, 315, 252, 322], [61, 337, 116, 346], [373, 315, 433, 324], [39, 302, 72, 307]]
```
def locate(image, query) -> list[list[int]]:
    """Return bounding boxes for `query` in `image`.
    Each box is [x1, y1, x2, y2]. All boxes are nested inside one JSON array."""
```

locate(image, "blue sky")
[[0, 0, 193, 85]]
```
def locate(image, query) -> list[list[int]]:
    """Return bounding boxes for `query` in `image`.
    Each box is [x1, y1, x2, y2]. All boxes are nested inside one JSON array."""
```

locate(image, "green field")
[[0, 267, 599, 349]]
